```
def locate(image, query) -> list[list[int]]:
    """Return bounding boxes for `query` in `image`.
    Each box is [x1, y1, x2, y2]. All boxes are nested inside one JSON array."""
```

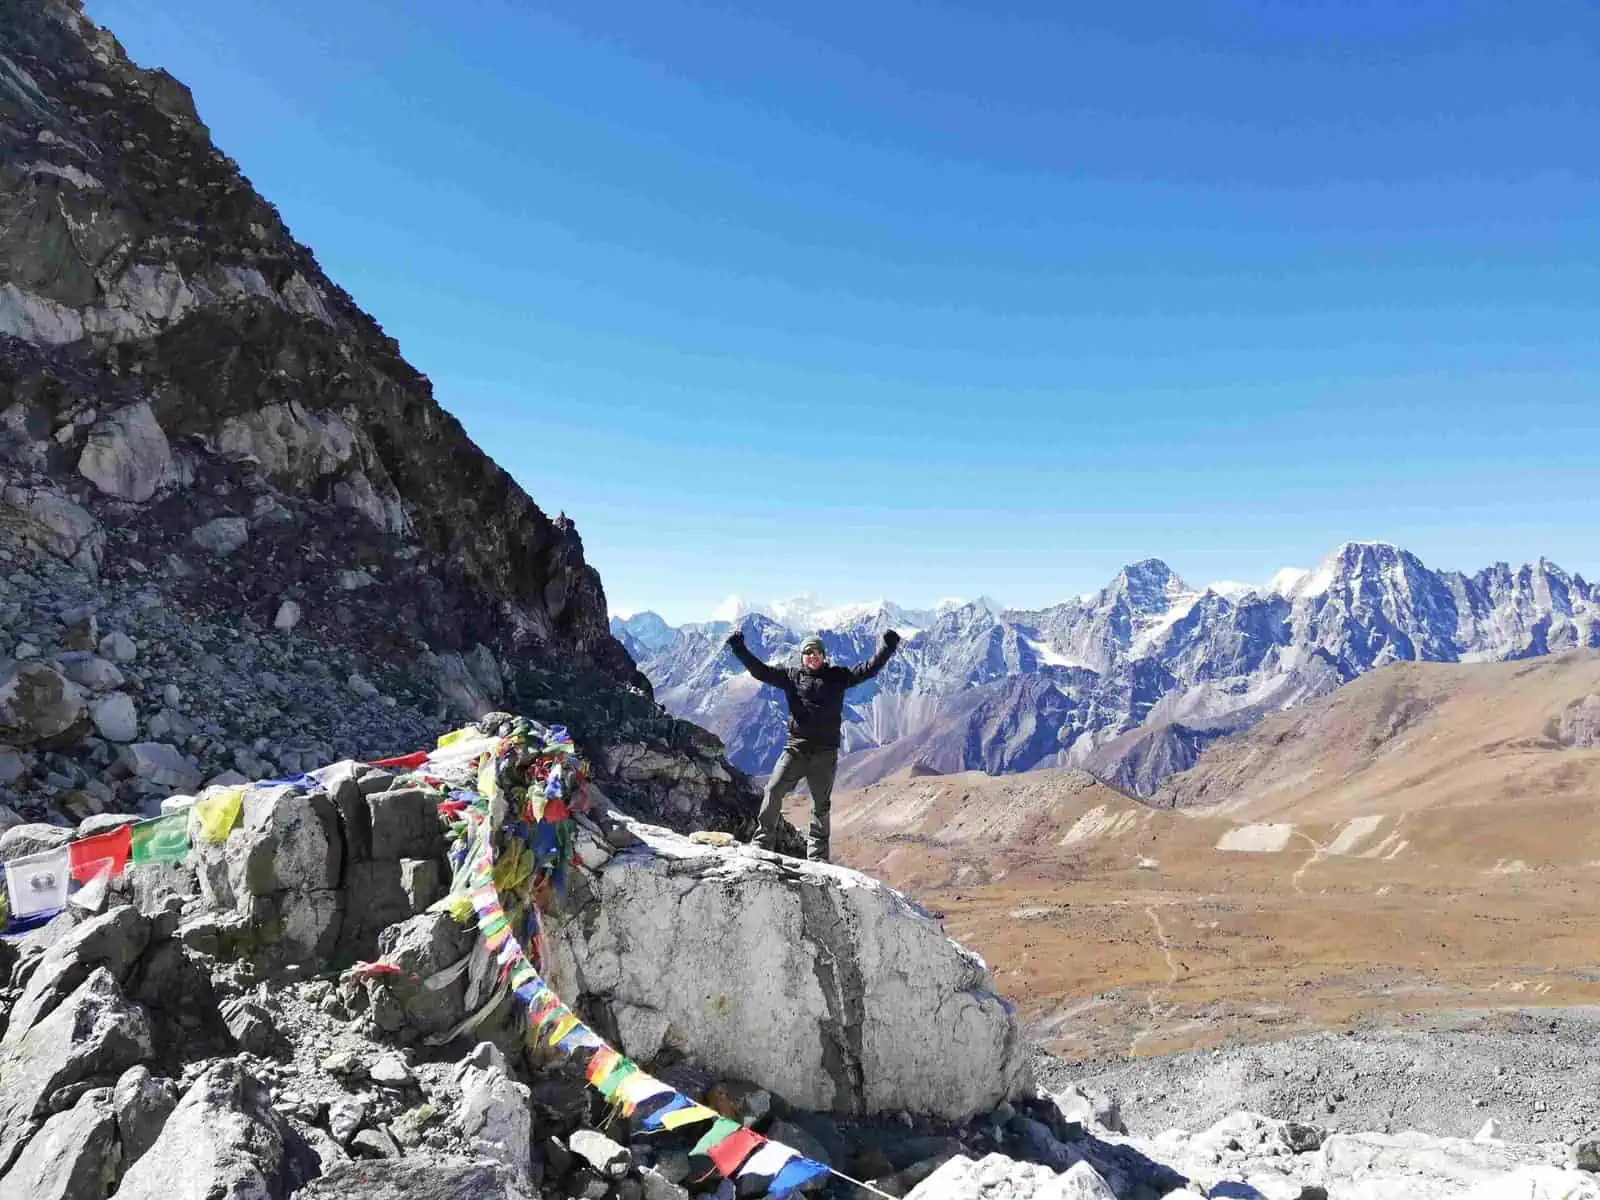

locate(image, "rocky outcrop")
[[547, 812, 1030, 1119], [1, 0, 767, 839]]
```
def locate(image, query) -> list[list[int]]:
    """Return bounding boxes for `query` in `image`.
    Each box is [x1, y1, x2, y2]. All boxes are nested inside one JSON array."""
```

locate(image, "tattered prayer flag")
[[542, 797, 570, 824], [192, 788, 244, 843], [558, 1026, 604, 1054], [130, 813, 190, 865], [767, 1157, 830, 1198], [584, 1047, 621, 1086], [657, 1101, 720, 1132], [5, 846, 70, 919], [69, 825, 131, 883], [369, 750, 428, 770], [614, 1072, 673, 1116], [547, 1013, 580, 1046], [69, 857, 116, 913], [637, 1094, 695, 1131], [708, 1128, 764, 1179], [691, 1118, 743, 1158], [477, 759, 498, 801], [732, 1139, 796, 1190], [437, 726, 478, 748], [596, 1059, 637, 1100]]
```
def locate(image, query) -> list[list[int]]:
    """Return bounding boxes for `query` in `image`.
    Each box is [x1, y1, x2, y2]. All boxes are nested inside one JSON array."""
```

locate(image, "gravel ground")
[[1034, 1006, 1600, 1144]]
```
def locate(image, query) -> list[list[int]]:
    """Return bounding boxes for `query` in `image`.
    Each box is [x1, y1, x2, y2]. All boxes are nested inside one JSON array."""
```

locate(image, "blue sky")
[[89, 0, 1600, 623]]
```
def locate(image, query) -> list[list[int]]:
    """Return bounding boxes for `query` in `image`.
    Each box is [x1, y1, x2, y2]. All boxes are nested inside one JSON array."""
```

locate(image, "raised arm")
[[726, 630, 788, 687], [846, 629, 901, 686]]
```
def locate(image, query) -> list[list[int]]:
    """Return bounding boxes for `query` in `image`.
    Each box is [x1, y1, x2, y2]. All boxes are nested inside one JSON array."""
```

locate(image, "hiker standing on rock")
[[724, 627, 900, 862]]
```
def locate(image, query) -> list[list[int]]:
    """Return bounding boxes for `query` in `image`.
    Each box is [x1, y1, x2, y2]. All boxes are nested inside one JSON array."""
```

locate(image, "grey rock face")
[[0, 1086, 120, 1200], [0, 967, 152, 1176], [113, 1061, 288, 1200], [112, 1065, 178, 1169]]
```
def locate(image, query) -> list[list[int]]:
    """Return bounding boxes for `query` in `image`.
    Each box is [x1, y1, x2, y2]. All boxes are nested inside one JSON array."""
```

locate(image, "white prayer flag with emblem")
[[5, 846, 71, 919]]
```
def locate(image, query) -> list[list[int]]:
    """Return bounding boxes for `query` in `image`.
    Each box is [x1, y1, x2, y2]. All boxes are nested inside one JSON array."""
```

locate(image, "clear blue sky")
[[90, 0, 1600, 623]]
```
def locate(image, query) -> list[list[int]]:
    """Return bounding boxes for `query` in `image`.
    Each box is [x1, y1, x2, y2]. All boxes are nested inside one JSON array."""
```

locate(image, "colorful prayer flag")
[[655, 1099, 719, 1133], [703, 1126, 765, 1179], [4, 846, 70, 919], [584, 1047, 621, 1086], [691, 1118, 743, 1158], [69, 825, 131, 883], [192, 788, 244, 842], [596, 1059, 638, 1100], [129, 812, 190, 865], [767, 1157, 830, 1197]]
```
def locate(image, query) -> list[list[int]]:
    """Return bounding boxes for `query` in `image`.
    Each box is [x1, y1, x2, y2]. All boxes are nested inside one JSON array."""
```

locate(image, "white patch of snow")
[[1204, 580, 1256, 600], [1025, 636, 1090, 670], [1266, 567, 1311, 596], [1059, 805, 1143, 846], [1131, 590, 1203, 657], [1215, 823, 1296, 853], [1327, 815, 1385, 857]]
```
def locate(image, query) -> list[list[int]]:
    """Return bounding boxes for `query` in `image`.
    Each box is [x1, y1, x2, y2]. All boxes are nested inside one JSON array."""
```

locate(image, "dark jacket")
[[728, 636, 897, 750]]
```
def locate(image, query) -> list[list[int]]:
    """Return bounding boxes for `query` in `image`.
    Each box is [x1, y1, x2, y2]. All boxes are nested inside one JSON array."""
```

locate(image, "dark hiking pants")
[[753, 744, 839, 862]]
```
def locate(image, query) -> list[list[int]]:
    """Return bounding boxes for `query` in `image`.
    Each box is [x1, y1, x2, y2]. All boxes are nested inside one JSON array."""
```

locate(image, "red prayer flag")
[[69, 825, 131, 883], [368, 750, 428, 770], [709, 1129, 766, 1179]]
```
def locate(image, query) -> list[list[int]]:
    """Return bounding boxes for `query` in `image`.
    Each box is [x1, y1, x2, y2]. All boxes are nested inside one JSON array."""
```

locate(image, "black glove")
[[726, 630, 746, 649], [882, 629, 900, 650]]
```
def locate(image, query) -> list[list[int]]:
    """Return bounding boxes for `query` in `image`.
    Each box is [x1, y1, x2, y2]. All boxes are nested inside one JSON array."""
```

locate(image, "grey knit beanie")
[[799, 635, 825, 656]]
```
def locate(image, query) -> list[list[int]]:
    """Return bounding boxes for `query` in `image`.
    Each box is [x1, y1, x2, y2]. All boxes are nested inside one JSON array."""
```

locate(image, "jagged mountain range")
[[617, 542, 1600, 792]]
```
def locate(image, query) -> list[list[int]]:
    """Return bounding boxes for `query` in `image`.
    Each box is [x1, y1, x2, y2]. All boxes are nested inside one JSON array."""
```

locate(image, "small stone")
[[14, 641, 40, 659], [90, 691, 138, 742], [274, 600, 302, 632], [350, 1127, 401, 1159], [162, 684, 181, 707], [328, 1096, 369, 1145], [99, 631, 137, 663], [348, 673, 379, 700], [191, 517, 249, 555], [369, 1054, 413, 1087]]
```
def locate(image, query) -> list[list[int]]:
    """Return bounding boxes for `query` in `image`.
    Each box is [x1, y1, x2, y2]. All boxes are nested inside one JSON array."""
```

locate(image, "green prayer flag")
[[596, 1059, 638, 1100], [691, 1117, 741, 1157], [130, 813, 190, 865]]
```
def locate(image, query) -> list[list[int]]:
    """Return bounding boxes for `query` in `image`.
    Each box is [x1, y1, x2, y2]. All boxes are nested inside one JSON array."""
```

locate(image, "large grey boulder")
[[76, 402, 172, 503], [0, 484, 104, 576], [2, 905, 151, 1046], [0, 968, 152, 1176], [455, 1043, 534, 1179], [113, 1061, 288, 1200], [546, 804, 1030, 1120], [0, 660, 87, 744], [364, 911, 475, 1040], [194, 785, 344, 965], [113, 1065, 178, 1169], [0, 1087, 120, 1200], [296, 1157, 536, 1199]]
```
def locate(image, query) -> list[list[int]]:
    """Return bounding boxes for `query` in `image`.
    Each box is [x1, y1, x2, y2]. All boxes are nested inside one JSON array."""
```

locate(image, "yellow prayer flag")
[[658, 1102, 720, 1131], [437, 727, 477, 748], [547, 1013, 580, 1046], [192, 788, 244, 843], [477, 759, 497, 801]]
